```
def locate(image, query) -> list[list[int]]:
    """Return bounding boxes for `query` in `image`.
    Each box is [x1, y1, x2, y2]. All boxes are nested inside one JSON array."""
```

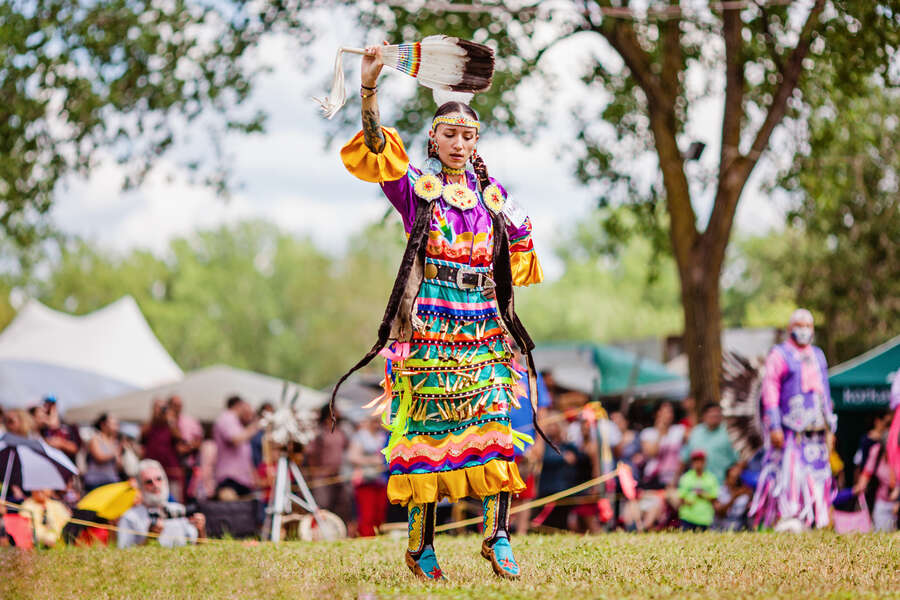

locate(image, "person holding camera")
[[117, 459, 206, 548]]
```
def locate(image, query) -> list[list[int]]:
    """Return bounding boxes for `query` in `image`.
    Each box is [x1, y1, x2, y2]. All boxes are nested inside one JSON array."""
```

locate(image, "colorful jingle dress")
[[340, 126, 543, 507]]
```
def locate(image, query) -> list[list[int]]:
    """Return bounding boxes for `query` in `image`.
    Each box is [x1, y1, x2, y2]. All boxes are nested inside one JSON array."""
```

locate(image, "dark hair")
[[94, 412, 109, 431], [430, 102, 491, 191], [701, 403, 722, 415], [226, 395, 244, 409], [258, 402, 274, 416]]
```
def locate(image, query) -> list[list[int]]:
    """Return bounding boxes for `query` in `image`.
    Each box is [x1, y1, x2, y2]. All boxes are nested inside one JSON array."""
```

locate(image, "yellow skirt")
[[387, 459, 525, 506]]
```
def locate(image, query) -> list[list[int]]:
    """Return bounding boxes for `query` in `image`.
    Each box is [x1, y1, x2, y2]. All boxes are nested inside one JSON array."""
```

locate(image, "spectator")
[[536, 414, 581, 531], [305, 406, 352, 524], [611, 411, 644, 531], [21, 489, 71, 547], [681, 404, 739, 485], [852, 411, 899, 532], [637, 402, 686, 529], [118, 459, 206, 548], [169, 395, 203, 501], [213, 396, 259, 498], [84, 413, 123, 491], [508, 360, 552, 535], [37, 397, 81, 461], [0, 406, 5, 434], [3, 408, 35, 438], [853, 410, 892, 481], [251, 402, 274, 468], [640, 401, 686, 488], [570, 418, 603, 533], [141, 398, 184, 501], [677, 450, 718, 531], [347, 415, 388, 537], [678, 396, 698, 431], [713, 463, 753, 531]]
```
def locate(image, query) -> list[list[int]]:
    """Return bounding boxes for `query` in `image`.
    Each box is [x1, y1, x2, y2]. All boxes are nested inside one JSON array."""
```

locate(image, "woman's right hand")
[[360, 42, 387, 88]]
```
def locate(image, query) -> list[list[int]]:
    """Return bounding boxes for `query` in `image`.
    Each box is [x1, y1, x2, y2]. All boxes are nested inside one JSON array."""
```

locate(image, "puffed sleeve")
[[491, 179, 543, 286], [507, 216, 544, 286], [340, 126, 419, 233], [340, 126, 409, 183]]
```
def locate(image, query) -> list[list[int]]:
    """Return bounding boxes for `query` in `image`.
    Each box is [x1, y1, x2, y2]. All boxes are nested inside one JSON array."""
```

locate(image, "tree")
[[15, 219, 408, 388], [362, 1, 900, 408], [774, 85, 900, 361], [0, 0, 313, 245]]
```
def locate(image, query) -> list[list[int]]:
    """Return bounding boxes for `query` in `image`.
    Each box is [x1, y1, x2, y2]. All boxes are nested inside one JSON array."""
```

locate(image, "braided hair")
[[429, 102, 490, 191]]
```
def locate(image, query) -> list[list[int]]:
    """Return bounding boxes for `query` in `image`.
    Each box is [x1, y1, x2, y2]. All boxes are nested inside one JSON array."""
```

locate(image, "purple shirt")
[[381, 167, 533, 267], [213, 410, 254, 488]]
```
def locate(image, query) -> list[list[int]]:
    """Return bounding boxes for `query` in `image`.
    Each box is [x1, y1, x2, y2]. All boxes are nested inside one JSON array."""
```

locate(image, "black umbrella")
[[0, 433, 79, 502]]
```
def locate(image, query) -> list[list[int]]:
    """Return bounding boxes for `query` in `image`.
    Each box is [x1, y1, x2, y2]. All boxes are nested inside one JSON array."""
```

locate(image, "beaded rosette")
[[481, 184, 505, 214], [442, 183, 478, 210], [414, 174, 443, 200]]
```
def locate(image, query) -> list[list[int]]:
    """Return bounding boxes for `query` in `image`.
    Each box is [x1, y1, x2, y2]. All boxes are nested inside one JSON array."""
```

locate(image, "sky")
[[47, 7, 791, 279]]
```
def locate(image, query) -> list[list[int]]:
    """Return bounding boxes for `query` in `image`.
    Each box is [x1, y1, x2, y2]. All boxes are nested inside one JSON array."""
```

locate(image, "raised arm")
[[360, 43, 386, 153]]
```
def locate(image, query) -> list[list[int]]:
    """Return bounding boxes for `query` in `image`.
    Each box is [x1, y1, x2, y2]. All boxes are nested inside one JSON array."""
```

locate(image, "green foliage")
[[11, 219, 407, 389], [774, 85, 900, 361], [518, 213, 683, 342], [2, 533, 899, 599], [0, 0, 314, 245]]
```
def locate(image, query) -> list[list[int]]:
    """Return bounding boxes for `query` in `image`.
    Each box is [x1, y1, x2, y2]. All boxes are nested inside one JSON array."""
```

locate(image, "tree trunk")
[[679, 255, 723, 411]]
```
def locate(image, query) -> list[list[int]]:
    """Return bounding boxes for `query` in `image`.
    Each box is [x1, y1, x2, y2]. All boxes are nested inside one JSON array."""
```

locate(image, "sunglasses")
[[142, 476, 164, 486]]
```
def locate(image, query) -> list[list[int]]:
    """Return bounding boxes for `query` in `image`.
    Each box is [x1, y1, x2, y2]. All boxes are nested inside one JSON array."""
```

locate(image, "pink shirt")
[[212, 410, 254, 488], [863, 443, 897, 502], [178, 413, 203, 444]]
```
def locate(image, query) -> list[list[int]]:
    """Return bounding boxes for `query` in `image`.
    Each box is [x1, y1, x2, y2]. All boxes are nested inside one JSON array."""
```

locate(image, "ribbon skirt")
[[380, 277, 528, 505]]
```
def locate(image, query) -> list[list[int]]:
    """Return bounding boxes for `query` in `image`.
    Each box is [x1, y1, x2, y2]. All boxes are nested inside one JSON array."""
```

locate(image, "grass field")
[[2, 531, 899, 599]]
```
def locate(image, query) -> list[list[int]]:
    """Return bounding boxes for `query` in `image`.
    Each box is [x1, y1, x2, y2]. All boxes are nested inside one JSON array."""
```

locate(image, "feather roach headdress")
[[314, 35, 494, 119]]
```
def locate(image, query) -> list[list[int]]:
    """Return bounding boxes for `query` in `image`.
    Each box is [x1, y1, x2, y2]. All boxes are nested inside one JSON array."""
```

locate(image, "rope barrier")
[[380, 468, 620, 533]]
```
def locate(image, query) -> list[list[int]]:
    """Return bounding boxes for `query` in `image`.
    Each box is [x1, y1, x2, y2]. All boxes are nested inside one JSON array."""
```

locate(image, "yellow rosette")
[[482, 184, 506, 214], [414, 173, 443, 200], [442, 183, 478, 210]]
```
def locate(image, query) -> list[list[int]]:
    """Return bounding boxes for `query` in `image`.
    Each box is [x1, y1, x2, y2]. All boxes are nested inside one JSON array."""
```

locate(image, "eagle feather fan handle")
[[314, 35, 495, 119], [720, 351, 766, 460]]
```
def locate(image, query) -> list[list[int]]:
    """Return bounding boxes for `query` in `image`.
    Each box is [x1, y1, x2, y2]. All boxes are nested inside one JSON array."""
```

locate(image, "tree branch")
[[593, 2, 697, 268], [659, 0, 683, 103], [719, 4, 744, 182], [743, 0, 825, 175], [703, 0, 824, 266]]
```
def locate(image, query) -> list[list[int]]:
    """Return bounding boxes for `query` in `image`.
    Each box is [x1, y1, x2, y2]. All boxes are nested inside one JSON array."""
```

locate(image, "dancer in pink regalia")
[[749, 309, 836, 530]]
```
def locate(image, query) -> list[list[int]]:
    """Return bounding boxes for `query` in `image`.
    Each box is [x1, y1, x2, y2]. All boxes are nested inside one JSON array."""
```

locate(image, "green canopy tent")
[[533, 342, 682, 397], [829, 334, 900, 411], [828, 334, 900, 482]]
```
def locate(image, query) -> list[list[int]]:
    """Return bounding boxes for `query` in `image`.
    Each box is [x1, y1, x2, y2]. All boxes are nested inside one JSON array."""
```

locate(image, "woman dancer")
[[334, 43, 545, 581]]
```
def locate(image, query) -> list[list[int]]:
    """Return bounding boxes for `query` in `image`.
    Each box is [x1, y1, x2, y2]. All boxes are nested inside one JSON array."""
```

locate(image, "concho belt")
[[424, 262, 495, 291]]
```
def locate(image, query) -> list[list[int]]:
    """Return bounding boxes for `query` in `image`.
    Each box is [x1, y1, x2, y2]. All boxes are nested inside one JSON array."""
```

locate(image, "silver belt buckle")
[[456, 264, 477, 289]]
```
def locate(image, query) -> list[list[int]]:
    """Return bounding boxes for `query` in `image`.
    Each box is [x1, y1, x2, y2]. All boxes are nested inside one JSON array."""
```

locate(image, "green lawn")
[[2, 531, 899, 599]]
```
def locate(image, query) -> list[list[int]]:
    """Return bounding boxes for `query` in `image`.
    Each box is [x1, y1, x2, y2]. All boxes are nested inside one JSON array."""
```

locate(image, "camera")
[[147, 502, 198, 529]]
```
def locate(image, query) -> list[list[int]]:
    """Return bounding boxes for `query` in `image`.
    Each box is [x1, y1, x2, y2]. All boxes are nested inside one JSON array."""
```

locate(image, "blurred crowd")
[[1, 382, 897, 549]]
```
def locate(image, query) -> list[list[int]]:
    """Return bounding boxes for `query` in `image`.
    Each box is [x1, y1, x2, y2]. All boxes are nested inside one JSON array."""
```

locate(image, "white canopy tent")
[[64, 365, 331, 424], [0, 297, 182, 411]]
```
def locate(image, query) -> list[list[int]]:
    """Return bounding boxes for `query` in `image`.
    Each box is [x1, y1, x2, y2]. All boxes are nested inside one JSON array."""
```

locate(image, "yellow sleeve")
[[507, 216, 543, 286], [510, 251, 544, 286], [340, 126, 409, 183]]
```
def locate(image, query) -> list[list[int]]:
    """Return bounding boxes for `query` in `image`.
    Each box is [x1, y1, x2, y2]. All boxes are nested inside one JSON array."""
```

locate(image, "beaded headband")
[[432, 115, 480, 131]]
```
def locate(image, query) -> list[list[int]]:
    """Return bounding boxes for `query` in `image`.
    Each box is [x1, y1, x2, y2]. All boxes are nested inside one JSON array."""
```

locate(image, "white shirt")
[[117, 504, 198, 548]]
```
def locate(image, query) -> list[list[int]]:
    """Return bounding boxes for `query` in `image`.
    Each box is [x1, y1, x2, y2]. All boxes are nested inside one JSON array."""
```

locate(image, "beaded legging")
[[407, 492, 511, 556]]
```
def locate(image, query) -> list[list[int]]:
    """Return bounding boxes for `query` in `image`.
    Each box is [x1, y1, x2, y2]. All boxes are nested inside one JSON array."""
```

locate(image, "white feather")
[[432, 89, 474, 106]]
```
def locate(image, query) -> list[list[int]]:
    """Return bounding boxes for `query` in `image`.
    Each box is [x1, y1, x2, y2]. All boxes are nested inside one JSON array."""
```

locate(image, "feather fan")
[[314, 35, 494, 119], [720, 351, 766, 460]]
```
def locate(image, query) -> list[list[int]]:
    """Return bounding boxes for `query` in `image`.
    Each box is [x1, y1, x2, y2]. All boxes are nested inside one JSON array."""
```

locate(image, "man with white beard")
[[118, 459, 206, 548]]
